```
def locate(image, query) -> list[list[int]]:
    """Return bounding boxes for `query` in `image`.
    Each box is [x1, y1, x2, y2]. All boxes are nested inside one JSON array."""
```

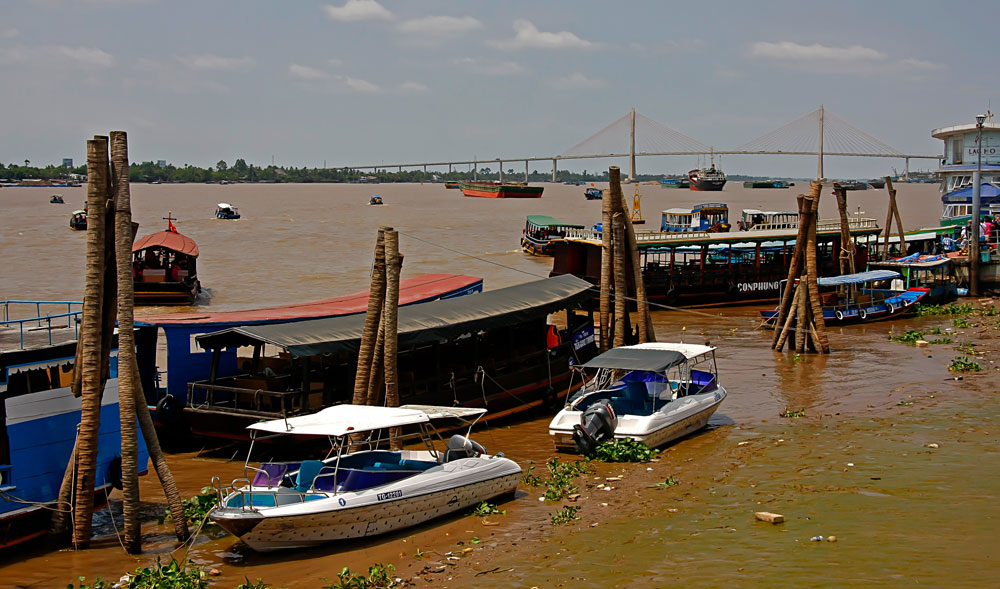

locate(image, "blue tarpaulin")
[[817, 269, 900, 287]]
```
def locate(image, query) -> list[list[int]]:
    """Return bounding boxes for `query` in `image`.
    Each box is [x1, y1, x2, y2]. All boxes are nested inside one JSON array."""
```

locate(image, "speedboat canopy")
[[247, 404, 486, 437], [581, 343, 715, 372]]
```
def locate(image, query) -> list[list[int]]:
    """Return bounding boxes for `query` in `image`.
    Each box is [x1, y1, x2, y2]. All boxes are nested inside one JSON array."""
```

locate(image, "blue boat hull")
[[760, 288, 929, 325]]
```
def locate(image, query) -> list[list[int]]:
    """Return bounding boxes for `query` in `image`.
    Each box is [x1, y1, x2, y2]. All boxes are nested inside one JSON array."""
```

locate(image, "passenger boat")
[[186, 276, 596, 440], [521, 215, 586, 256], [584, 187, 603, 200], [208, 404, 520, 552], [368, 195, 383, 206], [867, 178, 886, 189], [444, 182, 460, 189], [133, 274, 484, 432], [69, 208, 87, 231], [216, 203, 240, 219], [838, 180, 870, 191], [688, 164, 726, 191], [660, 178, 691, 189], [743, 180, 791, 189], [932, 120, 1000, 225], [661, 203, 730, 233], [549, 343, 726, 453], [0, 300, 149, 549], [758, 269, 930, 326], [50, 194, 64, 204], [549, 212, 882, 307], [131, 216, 202, 306], [867, 255, 956, 304], [459, 181, 543, 198]]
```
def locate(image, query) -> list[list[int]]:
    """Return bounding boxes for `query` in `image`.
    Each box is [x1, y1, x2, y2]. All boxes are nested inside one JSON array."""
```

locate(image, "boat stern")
[[548, 408, 581, 451]]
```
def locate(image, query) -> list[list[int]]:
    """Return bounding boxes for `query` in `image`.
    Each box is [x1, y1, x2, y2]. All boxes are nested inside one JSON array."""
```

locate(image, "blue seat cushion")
[[294, 460, 326, 493]]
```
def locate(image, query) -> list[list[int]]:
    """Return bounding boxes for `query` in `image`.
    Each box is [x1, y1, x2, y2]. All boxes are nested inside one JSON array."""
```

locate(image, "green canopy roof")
[[526, 215, 585, 229]]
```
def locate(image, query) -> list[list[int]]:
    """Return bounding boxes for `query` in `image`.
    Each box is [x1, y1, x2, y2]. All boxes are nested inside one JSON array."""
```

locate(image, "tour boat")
[[584, 187, 603, 200], [368, 195, 383, 206], [688, 165, 726, 191], [208, 404, 521, 552], [216, 203, 240, 219], [758, 270, 930, 326], [660, 203, 730, 233], [932, 120, 1000, 226], [185, 276, 596, 440], [69, 208, 87, 231], [131, 216, 202, 306], [548, 343, 727, 453], [521, 215, 585, 256], [0, 301, 149, 549], [50, 194, 64, 204], [867, 255, 957, 304], [459, 181, 543, 198]]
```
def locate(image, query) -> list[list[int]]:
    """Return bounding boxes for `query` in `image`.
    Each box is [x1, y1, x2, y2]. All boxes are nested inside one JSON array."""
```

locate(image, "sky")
[[1, 0, 997, 178]]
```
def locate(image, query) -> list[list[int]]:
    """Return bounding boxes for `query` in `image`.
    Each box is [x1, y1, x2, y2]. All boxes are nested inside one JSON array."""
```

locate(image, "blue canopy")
[[817, 269, 900, 287], [946, 184, 1000, 200]]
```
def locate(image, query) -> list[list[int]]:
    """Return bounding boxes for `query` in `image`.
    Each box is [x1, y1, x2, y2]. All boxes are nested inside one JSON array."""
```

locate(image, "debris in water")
[[827, 535, 838, 542], [755, 512, 785, 524], [810, 536, 824, 542], [926, 443, 940, 449]]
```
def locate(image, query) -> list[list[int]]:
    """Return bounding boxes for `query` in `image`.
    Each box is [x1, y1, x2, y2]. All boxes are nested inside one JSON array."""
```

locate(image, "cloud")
[[178, 53, 254, 72], [337, 75, 380, 93], [898, 58, 944, 71], [130, 57, 230, 94], [323, 0, 391, 22], [451, 57, 528, 76], [398, 81, 429, 94], [289, 63, 329, 80], [490, 19, 592, 50], [546, 73, 606, 90], [397, 15, 483, 36], [0, 44, 114, 68], [747, 41, 887, 63], [0, 28, 18, 39]]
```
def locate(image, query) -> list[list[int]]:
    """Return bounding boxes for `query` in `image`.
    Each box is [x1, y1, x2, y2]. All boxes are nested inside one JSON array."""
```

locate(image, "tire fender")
[[835, 310, 844, 321]]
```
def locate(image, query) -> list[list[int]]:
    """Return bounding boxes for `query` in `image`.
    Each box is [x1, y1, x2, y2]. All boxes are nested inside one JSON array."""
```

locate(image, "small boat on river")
[[759, 270, 929, 326], [743, 180, 791, 189], [867, 255, 956, 304], [208, 404, 521, 552], [216, 203, 240, 219], [459, 181, 543, 198], [521, 215, 585, 256], [549, 343, 727, 453], [444, 181, 460, 190], [131, 215, 202, 306], [69, 208, 87, 231], [584, 187, 603, 200], [368, 195, 384, 206], [50, 194, 64, 204]]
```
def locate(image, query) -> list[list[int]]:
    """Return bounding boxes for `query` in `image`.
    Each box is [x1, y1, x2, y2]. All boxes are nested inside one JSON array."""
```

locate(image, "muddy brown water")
[[2, 182, 997, 587]]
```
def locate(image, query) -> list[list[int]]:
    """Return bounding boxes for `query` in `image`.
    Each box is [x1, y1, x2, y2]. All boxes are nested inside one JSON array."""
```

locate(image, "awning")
[[581, 343, 715, 372], [526, 215, 584, 229], [196, 274, 593, 357], [248, 405, 430, 436], [817, 269, 900, 286], [132, 229, 199, 257]]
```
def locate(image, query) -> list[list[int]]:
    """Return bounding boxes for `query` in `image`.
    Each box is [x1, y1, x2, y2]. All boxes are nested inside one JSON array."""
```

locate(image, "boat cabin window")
[[3, 363, 74, 397]]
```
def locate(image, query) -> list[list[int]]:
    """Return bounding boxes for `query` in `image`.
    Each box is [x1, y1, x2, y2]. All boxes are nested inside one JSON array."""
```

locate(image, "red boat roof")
[[132, 229, 200, 257], [137, 273, 482, 326]]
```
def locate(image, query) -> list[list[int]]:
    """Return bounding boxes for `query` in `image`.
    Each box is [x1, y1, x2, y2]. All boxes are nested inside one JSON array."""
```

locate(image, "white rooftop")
[[619, 342, 716, 359]]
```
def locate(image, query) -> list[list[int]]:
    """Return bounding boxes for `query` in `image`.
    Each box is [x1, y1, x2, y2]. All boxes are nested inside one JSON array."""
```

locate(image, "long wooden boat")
[[132, 217, 202, 306], [459, 181, 543, 198], [758, 270, 929, 326], [521, 215, 586, 256], [134, 274, 484, 432], [185, 276, 597, 440], [549, 213, 883, 307]]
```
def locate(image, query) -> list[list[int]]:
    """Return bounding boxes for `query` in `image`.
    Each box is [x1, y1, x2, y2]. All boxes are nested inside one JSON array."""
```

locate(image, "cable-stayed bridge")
[[344, 106, 942, 181]]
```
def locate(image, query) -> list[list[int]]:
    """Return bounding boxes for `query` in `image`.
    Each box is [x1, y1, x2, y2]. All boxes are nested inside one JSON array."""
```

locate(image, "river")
[[2, 180, 996, 587]]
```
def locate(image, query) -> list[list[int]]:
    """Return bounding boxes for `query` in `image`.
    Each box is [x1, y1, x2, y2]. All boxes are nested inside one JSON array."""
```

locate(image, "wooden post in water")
[[803, 183, 828, 352], [615, 174, 655, 343], [354, 228, 388, 405], [599, 170, 615, 351], [881, 177, 906, 260], [612, 212, 628, 348], [383, 230, 402, 449], [72, 136, 110, 548], [771, 195, 809, 348], [110, 131, 140, 553], [833, 183, 855, 276]]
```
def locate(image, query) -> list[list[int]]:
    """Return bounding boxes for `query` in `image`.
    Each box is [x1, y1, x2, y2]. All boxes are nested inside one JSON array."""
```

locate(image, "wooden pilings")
[[771, 181, 829, 354], [833, 183, 856, 276], [354, 228, 388, 405], [597, 167, 655, 350], [882, 177, 906, 260], [384, 230, 402, 449]]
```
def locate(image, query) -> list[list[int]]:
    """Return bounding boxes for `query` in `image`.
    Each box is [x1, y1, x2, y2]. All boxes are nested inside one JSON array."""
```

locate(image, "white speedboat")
[[208, 404, 521, 552], [548, 343, 726, 453]]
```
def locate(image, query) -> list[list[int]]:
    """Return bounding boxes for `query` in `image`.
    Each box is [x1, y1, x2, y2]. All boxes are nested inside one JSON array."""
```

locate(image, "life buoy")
[[155, 393, 182, 425], [859, 308, 867, 320], [835, 310, 845, 321], [108, 456, 123, 490]]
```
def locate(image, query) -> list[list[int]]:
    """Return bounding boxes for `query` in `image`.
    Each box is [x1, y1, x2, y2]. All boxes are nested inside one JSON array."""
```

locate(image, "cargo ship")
[[459, 181, 543, 198], [688, 164, 727, 191]]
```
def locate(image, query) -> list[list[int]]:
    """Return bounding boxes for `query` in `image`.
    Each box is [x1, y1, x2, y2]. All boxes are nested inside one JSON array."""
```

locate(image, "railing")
[[187, 378, 311, 419], [563, 217, 880, 244], [0, 300, 83, 351]]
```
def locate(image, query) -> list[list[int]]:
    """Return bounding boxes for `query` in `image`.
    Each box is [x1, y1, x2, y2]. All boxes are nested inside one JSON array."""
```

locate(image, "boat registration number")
[[377, 490, 403, 501]]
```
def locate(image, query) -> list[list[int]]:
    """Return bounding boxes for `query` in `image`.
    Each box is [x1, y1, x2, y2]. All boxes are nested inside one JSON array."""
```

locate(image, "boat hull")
[[212, 462, 520, 552], [134, 281, 200, 306], [689, 179, 726, 191], [459, 182, 543, 198], [759, 288, 929, 326]]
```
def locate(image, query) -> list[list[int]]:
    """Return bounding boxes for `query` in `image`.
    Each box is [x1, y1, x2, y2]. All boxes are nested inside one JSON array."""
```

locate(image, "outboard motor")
[[445, 434, 487, 461], [572, 400, 618, 455]]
